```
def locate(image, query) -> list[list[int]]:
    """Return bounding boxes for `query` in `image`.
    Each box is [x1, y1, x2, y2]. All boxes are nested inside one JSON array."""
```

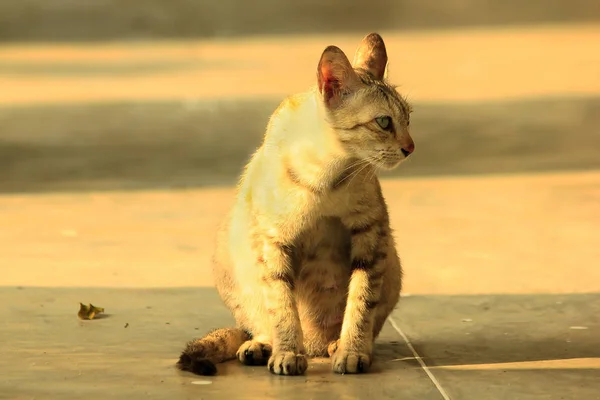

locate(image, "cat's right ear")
[[317, 46, 360, 108], [352, 33, 388, 80]]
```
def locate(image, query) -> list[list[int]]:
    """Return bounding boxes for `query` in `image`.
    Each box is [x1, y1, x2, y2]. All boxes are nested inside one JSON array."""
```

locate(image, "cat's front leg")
[[260, 239, 307, 376], [333, 212, 390, 374]]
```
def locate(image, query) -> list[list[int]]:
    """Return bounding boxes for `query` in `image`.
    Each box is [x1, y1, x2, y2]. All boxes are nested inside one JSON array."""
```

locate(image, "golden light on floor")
[[430, 358, 600, 371]]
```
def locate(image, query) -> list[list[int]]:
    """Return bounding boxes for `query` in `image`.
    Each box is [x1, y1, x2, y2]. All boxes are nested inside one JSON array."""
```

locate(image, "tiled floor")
[[397, 294, 600, 399], [2, 288, 598, 399], [0, 288, 441, 400]]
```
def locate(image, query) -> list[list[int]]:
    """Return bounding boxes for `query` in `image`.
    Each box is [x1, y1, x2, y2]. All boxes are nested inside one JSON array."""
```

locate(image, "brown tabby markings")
[[177, 32, 414, 376]]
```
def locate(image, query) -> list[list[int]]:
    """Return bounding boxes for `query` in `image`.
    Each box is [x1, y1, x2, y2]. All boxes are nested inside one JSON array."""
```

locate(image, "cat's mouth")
[[378, 159, 403, 170], [369, 154, 405, 170]]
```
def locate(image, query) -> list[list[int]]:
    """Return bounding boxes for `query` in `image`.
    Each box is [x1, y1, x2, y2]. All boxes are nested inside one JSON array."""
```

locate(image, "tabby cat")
[[177, 32, 414, 376]]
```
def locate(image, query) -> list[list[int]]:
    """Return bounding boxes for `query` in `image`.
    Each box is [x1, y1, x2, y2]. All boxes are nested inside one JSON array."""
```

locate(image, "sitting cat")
[[177, 32, 414, 376]]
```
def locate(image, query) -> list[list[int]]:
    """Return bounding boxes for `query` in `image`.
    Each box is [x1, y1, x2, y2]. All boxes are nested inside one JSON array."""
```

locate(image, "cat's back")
[[262, 90, 321, 144], [270, 90, 315, 123]]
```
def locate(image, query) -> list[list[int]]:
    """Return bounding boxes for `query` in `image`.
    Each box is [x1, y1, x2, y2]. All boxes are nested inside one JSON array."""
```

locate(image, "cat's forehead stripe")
[[356, 70, 409, 119]]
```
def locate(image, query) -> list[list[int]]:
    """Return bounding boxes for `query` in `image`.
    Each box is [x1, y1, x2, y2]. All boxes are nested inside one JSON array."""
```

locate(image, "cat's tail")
[[176, 327, 251, 376]]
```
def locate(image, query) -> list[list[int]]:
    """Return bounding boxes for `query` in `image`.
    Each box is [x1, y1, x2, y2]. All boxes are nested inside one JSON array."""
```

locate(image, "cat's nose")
[[401, 142, 415, 157]]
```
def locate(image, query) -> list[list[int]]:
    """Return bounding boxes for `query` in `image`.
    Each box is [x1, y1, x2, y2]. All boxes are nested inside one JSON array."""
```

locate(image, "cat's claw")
[[267, 351, 308, 376], [332, 350, 372, 374]]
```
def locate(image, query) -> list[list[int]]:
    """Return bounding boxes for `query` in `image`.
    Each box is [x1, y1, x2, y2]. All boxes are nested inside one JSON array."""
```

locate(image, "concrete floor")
[[1, 288, 599, 399]]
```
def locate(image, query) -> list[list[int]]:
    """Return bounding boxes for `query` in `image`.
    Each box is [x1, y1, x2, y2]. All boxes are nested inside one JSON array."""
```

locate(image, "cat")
[[177, 32, 414, 376]]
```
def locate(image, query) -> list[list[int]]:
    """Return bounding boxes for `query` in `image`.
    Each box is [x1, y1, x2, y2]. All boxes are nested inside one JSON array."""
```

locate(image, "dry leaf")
[[78, 303, 105, 320]]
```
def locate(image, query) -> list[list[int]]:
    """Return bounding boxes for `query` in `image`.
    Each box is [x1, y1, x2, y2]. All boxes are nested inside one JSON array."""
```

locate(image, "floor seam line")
[[388, 316, 451, 400]]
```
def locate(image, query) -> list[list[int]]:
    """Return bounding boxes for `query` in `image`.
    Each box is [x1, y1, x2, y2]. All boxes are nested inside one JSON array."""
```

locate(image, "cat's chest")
[[295, 216, 351, 270], [315, 187, 356, 218]]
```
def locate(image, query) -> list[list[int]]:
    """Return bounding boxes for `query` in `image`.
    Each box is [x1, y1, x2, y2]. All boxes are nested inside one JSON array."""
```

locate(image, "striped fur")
[[178, 33, 413, 376]]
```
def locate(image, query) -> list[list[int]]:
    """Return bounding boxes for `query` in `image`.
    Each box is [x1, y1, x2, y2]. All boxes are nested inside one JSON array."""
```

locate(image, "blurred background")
[[1, 1, 599, 290], [1, 0, 600, 193]]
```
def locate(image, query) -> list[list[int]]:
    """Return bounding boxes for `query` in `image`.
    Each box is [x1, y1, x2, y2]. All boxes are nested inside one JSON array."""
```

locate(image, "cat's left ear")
[[352, 33, 388, 80], [317, 45, 361, 108]]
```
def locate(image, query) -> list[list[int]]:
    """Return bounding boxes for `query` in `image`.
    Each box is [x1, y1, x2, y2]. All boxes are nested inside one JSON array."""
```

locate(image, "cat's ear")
[[352, 33, 388, 80], [317, 45, 360, 108]]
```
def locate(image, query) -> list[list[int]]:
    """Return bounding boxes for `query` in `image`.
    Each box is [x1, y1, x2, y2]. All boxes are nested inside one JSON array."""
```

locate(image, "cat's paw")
[[267, 351, 308, 376], [327, 339, 340, 357], [236, 340, 272, 366], [332, 349, 372, 374]]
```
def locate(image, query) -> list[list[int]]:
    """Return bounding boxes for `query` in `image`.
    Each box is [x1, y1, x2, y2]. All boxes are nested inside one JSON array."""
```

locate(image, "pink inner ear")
[[318, 63, 341, 104], [323, 77, 339, 103], [318, 46, 357, 107]]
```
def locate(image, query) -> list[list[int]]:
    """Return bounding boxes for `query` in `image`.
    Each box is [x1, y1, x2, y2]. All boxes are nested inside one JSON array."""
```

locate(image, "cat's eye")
[[375, 116, 393, 131]]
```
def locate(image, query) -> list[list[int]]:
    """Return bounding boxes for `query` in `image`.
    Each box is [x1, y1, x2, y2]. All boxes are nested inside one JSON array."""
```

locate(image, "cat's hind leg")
[[177, 327, 250, 375]]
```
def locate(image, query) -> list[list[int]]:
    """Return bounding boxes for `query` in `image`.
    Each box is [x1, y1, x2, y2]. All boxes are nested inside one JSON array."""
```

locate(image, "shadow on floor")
[[1, 95, 600, 194], [394, 293, 600, 399], [395, 293, 600, 366]]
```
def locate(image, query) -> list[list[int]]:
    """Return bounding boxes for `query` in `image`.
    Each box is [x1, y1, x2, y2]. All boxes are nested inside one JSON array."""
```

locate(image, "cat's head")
[[317, 33, 414, 170]]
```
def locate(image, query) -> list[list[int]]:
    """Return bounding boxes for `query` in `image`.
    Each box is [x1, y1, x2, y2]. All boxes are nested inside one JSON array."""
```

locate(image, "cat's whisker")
[[339, 158, 367, 174], [363, 156, 381, 183], [337, 165, 365, 187], [347, 158, 374, 187], [334, 159, 370, 186]]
